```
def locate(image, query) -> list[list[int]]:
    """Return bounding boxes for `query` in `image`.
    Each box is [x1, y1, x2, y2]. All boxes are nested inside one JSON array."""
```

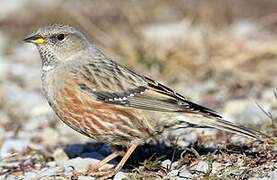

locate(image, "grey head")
[[24, 24, 92, 72]]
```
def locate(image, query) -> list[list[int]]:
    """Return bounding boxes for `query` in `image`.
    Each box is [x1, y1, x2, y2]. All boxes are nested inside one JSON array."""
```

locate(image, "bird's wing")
[[74, 59, 222, 119], [74, 59, 265, 140]]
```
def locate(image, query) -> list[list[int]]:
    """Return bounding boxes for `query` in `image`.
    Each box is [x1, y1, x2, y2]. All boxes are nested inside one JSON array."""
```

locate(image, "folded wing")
[[75, 59, 265, 140]]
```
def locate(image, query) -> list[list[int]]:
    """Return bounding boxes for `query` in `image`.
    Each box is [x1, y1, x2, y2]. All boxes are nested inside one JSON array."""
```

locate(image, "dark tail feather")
[[183, 113, 267, 140], [204, 118, 267, 140]]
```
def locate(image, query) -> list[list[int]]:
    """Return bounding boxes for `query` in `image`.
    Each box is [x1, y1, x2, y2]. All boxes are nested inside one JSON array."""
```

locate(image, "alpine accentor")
[[24, 24, 264, 178]]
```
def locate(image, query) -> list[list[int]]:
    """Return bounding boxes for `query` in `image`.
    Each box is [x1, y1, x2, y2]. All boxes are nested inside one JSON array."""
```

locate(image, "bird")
[[23, 24, 264, 178]]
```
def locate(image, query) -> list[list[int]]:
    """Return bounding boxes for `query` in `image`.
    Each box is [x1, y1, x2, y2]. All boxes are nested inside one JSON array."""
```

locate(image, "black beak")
[[23, 34, 47, 44]]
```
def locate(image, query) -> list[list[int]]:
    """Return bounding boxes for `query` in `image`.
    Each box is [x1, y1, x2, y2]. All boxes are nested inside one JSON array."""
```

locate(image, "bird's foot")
[[85, 162, 110, 174], [86, 167, 116, 179], [69, 166, 117, 180]]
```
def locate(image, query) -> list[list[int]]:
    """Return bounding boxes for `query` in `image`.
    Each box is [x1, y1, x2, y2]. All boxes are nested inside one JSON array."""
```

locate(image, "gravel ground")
[[0, 1, 276, 179]]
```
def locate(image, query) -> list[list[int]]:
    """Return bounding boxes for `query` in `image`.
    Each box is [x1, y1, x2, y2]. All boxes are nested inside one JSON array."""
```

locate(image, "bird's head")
[[24, 24, 90, 71]]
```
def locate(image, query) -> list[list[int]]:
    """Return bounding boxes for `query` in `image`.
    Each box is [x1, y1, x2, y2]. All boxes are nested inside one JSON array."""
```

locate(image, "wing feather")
[[76, 62, 222, 119], [73, 59, 265, 140]]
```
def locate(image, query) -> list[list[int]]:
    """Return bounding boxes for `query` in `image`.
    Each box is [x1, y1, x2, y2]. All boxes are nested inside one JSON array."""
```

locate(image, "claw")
[[87, 167, 116, 180], [69, 144, 137, 179]]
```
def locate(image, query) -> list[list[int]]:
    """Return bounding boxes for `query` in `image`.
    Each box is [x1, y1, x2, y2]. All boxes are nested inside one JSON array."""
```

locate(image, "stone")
[[256, 170, 277, 180], [78, 176, 96, 180], [161, 159, 171, 169], [211, 162, 226, 174], [60, 157, 99, 172], [46, 161, 57, 167], [60, 157, 115, 173], [113, 172, 128, 180], [177, 167, 192, 180], [191, 161, 209, 174], [25, 166, 64, 179], [0, 174, 20, 180]]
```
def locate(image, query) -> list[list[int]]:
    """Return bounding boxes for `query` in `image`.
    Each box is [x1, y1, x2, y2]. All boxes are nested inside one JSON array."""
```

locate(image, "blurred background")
[[0, 0, 276, 179]]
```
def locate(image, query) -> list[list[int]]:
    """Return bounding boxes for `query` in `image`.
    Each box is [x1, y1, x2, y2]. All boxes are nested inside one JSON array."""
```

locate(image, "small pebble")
[[59, 157, 113, 172], [177, 167, 192, 180], [191, 161, 209, 174], [161, 159, 171, 168], [78, 176, 96, 180], [113, 172, 128, 180]]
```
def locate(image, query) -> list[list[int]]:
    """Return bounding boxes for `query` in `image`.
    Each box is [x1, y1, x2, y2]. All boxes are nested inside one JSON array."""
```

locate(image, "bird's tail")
[[182, 114, 266, 140], [204, 117, 266, 140]]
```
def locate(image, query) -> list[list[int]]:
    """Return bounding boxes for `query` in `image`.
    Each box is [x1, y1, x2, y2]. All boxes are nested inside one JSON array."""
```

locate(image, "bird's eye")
[[56, 34, 65, 41]]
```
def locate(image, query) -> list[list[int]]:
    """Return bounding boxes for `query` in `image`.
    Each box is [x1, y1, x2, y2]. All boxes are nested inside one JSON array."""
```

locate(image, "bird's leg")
[[70, 151, 124, 178], [91, 144, 138, 178], [112, 144, 138, 174], [86, 150, 125, 174]]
